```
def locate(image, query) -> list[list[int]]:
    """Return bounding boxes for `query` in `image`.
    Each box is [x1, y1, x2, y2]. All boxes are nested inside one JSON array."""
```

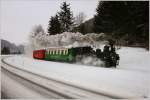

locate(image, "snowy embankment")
[[117, 47, 150, 72], [4, 47, 150, 99]]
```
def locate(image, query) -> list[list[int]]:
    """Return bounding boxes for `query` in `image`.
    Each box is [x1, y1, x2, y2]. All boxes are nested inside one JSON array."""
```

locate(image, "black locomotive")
[[74, 44, 120, 68]]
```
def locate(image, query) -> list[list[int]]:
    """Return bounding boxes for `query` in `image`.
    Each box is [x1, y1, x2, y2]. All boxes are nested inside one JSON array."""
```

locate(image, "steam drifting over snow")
[[29, 32, 105, 49], [24, 32, 106, 66]]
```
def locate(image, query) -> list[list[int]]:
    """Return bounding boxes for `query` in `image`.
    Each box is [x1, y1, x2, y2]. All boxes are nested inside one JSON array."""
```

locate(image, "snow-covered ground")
[[4, 47, 150, 99], [117, 47, 149, 72]]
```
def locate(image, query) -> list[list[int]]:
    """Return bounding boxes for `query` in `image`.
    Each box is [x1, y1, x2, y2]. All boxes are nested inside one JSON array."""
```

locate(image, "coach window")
[[57, 50, 58, 55], [51, 50, 53, 55], [54, 50, 56, 55], [61, 50, 63, 55], [64, 49, 66, 55], [56, 49, 58, 54], [58, 50, 60, 55], [49, 50, 51, 54], [66, 49, 68, 54], [55, 50, 57, 54], [60, 50, 62, 55], [47, 50, 49, 54], [61, 50, 64, 55], [52, 50, 54, 55], [58, 50, 59, 55], [63, 49, 66, 55]]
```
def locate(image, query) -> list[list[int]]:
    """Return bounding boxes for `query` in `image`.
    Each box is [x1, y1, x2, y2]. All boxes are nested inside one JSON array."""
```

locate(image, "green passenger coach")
[[45, 47, 76, 62]]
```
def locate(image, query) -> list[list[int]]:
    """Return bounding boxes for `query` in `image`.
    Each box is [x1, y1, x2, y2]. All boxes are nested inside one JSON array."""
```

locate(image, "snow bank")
[[29, 32, 105, 49], [117, 47, 150, 72]]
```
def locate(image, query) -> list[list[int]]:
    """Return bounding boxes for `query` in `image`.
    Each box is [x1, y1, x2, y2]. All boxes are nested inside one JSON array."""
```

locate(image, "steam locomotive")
[[33, 46, 119, 67]]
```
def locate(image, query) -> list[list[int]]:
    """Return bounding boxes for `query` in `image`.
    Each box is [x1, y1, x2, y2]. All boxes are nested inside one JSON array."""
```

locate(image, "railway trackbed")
[[1, 57, 122, 99]]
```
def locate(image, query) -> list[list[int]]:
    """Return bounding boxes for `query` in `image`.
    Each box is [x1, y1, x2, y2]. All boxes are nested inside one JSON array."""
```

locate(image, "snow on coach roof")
[[34, 44, 93, 50], [34, 47, 67, 50], [34, 45, 74, 50], [32, 32, 106, 51]]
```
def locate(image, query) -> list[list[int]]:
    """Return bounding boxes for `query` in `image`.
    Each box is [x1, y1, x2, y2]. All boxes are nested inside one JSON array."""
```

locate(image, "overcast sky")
[[0, 0, 99, 45]]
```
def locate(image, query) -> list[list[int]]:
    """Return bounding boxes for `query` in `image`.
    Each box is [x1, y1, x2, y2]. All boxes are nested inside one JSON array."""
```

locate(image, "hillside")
[[73, 1, 149, 49], [1, 39, 24, 54]]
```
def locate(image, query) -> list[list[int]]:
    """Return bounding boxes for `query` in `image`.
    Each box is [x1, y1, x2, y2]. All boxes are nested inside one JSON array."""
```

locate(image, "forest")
[[75, 1, 149, 49], [31, 1, 149, 50]]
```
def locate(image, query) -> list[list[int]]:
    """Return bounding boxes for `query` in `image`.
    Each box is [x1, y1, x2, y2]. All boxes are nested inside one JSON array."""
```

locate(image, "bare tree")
[[28, 25, 45, 50], [75, 12, 86, 26], [31, 24, 45, 37]]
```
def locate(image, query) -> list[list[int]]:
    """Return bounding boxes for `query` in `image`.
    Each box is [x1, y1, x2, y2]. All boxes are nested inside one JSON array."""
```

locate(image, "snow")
[[28, 32, 105, 50], [4, 47, 150, 99], [1, 70, 47, 99], [76, 55, 104, 67], [117, 47, 150, 72]]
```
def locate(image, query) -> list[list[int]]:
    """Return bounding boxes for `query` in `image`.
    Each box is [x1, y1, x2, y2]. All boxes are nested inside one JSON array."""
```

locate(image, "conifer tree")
[[94, 1, 149, 47], [1, 47, 10, 54], [58, 2, 74, 32], [47, 14, 61, 35]]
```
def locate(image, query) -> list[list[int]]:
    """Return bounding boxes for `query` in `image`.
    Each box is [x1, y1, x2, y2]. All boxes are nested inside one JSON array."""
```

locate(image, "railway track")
[[1, 56, 122, 99]]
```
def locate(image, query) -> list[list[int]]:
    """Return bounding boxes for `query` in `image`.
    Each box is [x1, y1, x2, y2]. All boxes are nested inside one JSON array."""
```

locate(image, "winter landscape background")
[[1, 0, 149, 99]]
